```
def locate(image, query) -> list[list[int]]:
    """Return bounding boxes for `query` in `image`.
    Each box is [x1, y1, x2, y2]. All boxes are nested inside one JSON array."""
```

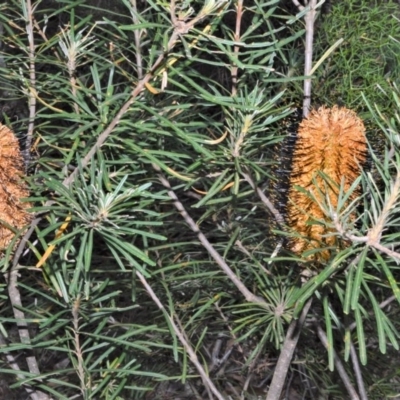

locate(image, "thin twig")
[[155, 167, 267, 306], [22, 2, 219, 227], [213, 302, 245, 374], [156, 166, 308, 400], [302, 0, 317, 117], [378, 294, 396, 310], [63, 2, 210, 188], [368, 168, 400, 243], [231, 0, 243, 96], [72, 297, 86, 397], [316, 323, 360, 400], [12, 218, 40, 269], [292, 0, 305, 10], [291, 0, 318, 117], [25, 0, 37, 164], [266, 298, 313, 400], [6, 266, 49, 400], [14, 19, 184, 246], [350, 339, 368, 400], [174, 316, 214, 400], [5, 219, 49, 400], [208, 333, 224, 372], [235, 239, 272, 275], [136, 271, 225, 400], [241, 171, 284, 227], [130, 0, 143, 79], [370, 242, 400, 260], [62, 42, 173, 188], [298, 363, 316, 400], [5, 5, 208, 399]]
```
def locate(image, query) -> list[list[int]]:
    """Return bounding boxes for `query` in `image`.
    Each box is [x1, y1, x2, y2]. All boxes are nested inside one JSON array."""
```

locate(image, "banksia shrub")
[[286, 106, 367, 262], [0, 124, 31, 251]]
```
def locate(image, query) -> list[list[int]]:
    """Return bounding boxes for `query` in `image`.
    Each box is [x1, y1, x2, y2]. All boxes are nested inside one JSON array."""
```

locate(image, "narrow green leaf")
[[354, 306, 367, 365], [343, 262, 355, 315], [363, 279, 387, 354], [323, 295, 334, 371], [375, 249, 400, 304], [343, 327, 351, 362], [351, 248, 367, 310]]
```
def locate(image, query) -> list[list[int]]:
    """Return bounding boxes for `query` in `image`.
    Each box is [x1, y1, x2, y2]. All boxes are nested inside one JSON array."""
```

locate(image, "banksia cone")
[[0, 124, 31, 252], [286, 106, 367, 262]]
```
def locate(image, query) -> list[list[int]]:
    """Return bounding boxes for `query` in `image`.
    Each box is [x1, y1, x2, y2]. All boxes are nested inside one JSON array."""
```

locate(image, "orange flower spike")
[[0, 124, 31, 252], [286, 106, 367, 262]]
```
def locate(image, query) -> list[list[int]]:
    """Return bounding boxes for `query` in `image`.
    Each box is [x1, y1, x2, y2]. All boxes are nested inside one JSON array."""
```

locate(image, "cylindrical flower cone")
[[286, 106, 367, 262], [0, 124, 31, 252]]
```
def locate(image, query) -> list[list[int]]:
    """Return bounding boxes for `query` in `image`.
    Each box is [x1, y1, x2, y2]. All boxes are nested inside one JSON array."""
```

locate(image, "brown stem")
[[350, 340, 368, 400], [62, 28, 178, 188], [130, 0, 143, 79], [6, 265, 49, 400], [136, 271, 225, 400], [6, 2, 46, 387], [156, 167, 267, 306], [25, 0, 37, 164], [62, 0, 215, 189], [303, 0, 317, 117], [266, 298, 313, 400], [316, 324, 360, 400], [231, 0, 243, 96], [72, 297, 87, 397], [241, 171, 284, 227]]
